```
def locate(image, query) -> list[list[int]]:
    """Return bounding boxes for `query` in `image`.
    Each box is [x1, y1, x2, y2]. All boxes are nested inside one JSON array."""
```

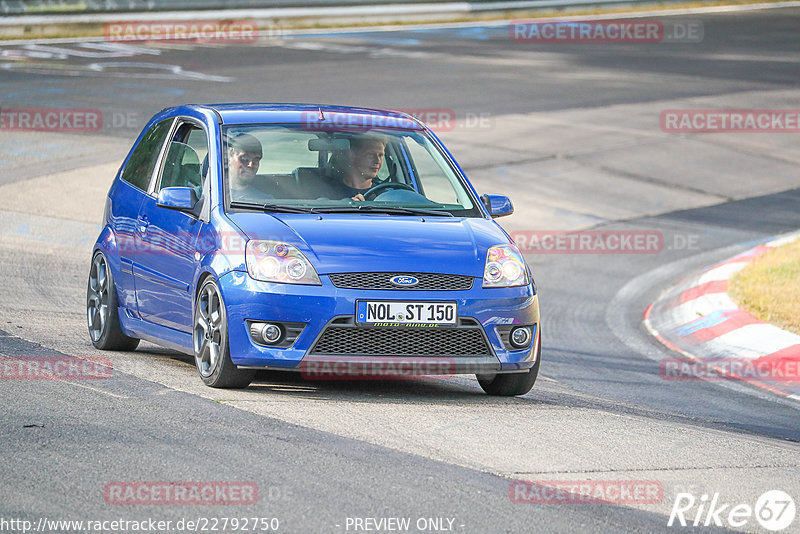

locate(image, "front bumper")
[[219, 270, 540, 375]]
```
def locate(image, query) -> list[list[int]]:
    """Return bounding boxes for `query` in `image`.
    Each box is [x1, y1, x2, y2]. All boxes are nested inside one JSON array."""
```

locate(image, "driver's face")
[[229, 148, 262, 184], [350, 141, 385, 179]]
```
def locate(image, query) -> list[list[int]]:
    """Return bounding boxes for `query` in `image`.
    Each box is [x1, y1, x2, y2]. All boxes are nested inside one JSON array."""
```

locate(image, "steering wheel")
[[363, 182, 415, 201]]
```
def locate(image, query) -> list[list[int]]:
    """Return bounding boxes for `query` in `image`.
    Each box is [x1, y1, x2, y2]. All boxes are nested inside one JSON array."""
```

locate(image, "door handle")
[[137, 215, 150, 233]]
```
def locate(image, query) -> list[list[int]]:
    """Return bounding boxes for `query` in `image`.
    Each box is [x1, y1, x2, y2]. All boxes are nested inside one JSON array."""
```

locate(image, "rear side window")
[[120, 119, 172, 191]]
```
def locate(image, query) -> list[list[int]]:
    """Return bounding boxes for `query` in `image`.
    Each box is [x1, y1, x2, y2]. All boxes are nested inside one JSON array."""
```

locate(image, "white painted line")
[[282, 0, 800, 34], [3, 0, 800, 43], [275, 3, 776, 37], [696, 261, 748, 285], [668, 292, 739, 322], [643, 317, 693, 359], [700, 324, 800, 360], [0, 3, 475, 25], [64, 381, 130, 399], [767, 232, 800, 248], [4, 0, 800, 27]]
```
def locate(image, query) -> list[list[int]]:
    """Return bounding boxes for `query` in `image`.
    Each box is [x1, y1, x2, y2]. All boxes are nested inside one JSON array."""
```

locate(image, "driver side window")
[[156, 122, 208, 200]]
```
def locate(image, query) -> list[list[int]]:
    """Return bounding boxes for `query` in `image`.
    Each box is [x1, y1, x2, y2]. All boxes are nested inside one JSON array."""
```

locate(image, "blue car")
[[86, 104, 540, 396]]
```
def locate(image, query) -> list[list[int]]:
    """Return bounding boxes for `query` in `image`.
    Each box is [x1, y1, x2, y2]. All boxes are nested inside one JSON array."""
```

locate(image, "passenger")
[[227, 133, 268, 200], [326, 134, 387, 201]]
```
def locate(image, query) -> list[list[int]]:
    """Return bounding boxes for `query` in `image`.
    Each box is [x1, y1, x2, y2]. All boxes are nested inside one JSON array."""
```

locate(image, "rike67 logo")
[[669, 490, 796, 531]]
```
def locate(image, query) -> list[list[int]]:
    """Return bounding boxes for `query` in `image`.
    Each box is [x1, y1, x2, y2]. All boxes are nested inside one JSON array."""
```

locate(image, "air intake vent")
[[328, 272, 474, 291], [310, 318, 491, 357]]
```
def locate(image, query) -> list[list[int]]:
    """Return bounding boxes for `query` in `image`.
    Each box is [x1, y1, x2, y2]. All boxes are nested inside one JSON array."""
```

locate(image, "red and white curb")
[[644, 231, 800, 401]]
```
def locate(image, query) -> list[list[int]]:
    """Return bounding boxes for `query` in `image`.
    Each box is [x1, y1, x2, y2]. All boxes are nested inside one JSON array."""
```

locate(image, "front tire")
[[87, 252, 139, 351], [193, 278, 254, 388], [477, 336, 540, 396]]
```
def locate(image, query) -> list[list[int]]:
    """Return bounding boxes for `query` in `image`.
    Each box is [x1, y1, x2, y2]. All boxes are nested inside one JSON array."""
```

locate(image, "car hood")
[[226, 212, 512, 276]]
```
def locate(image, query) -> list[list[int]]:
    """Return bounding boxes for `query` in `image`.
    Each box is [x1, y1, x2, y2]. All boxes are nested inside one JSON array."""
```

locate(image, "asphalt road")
[[1, 6, 799, 533]]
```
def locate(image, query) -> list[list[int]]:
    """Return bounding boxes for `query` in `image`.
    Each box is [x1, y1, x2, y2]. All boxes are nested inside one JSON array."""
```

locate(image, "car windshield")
[[222, 125, 480, 217]]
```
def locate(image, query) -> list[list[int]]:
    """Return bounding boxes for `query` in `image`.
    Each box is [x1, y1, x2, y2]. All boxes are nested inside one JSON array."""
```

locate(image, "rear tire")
[[87, 252, 139, 351], [477, 336, 540, 396], [193, 278, 255, 389]]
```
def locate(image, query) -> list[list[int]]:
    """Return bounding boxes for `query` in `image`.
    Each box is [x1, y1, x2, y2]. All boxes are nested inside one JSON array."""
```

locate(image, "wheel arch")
[[193, 269, 218, 302], [93, 224, 117, 257]]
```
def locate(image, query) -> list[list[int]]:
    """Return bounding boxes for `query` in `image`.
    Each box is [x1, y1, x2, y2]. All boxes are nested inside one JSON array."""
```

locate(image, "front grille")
[[310, 318, 491, 357], [328, 272, 474, 291]]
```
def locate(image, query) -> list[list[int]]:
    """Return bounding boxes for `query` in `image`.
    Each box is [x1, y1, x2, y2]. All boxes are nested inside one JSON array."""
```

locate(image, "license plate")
[[356, 301, 457, 326]]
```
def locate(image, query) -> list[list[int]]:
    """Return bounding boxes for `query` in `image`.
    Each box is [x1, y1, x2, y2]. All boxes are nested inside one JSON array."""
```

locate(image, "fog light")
[[261, 324, 283, 344], [510, 326, 532, 348], [250, 322, 283, 345]]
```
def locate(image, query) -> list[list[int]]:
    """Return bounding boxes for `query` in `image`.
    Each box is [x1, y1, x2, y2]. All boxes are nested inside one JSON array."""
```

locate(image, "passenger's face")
[[229, 148, 262, 183], [350, 141, 385, 179]]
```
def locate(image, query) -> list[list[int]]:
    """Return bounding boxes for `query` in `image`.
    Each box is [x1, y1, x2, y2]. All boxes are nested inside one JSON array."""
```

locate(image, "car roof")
[[189, 103, 425, 131]]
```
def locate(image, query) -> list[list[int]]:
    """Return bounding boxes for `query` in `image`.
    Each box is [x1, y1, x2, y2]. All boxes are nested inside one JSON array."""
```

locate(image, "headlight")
[[245, 240, 321, 285], [483, 244, 529, 288]]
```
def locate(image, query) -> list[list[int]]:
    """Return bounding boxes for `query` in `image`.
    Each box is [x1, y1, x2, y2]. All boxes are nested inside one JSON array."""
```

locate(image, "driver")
[[326, 133, 387, 201], [227, 133, 270, 200]]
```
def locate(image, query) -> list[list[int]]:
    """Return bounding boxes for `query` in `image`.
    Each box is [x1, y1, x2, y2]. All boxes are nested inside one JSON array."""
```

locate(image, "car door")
[[111, 117, 174, 317], [132, 119, 208, 332]]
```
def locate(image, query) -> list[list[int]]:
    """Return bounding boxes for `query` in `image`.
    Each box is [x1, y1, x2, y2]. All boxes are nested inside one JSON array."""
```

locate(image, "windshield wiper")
[[313, 205, 454, 217], [231, 202, 454, 217], [230, 201, 317, 214]]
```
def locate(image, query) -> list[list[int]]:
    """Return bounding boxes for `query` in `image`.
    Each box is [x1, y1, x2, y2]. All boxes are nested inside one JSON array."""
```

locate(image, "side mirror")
[[480, 194, 514, 218], [157, 186, 198, 212]]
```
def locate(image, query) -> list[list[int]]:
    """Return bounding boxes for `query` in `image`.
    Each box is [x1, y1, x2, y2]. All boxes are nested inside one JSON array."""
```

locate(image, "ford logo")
[[390, 275, 419, 287]]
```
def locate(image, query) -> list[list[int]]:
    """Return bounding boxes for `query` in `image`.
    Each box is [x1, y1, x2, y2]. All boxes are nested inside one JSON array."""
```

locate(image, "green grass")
[[729, 237, 800, 335]]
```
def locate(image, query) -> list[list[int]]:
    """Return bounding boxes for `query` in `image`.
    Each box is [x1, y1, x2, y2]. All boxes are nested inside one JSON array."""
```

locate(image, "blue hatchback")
[[87, 104, 540, 395]]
